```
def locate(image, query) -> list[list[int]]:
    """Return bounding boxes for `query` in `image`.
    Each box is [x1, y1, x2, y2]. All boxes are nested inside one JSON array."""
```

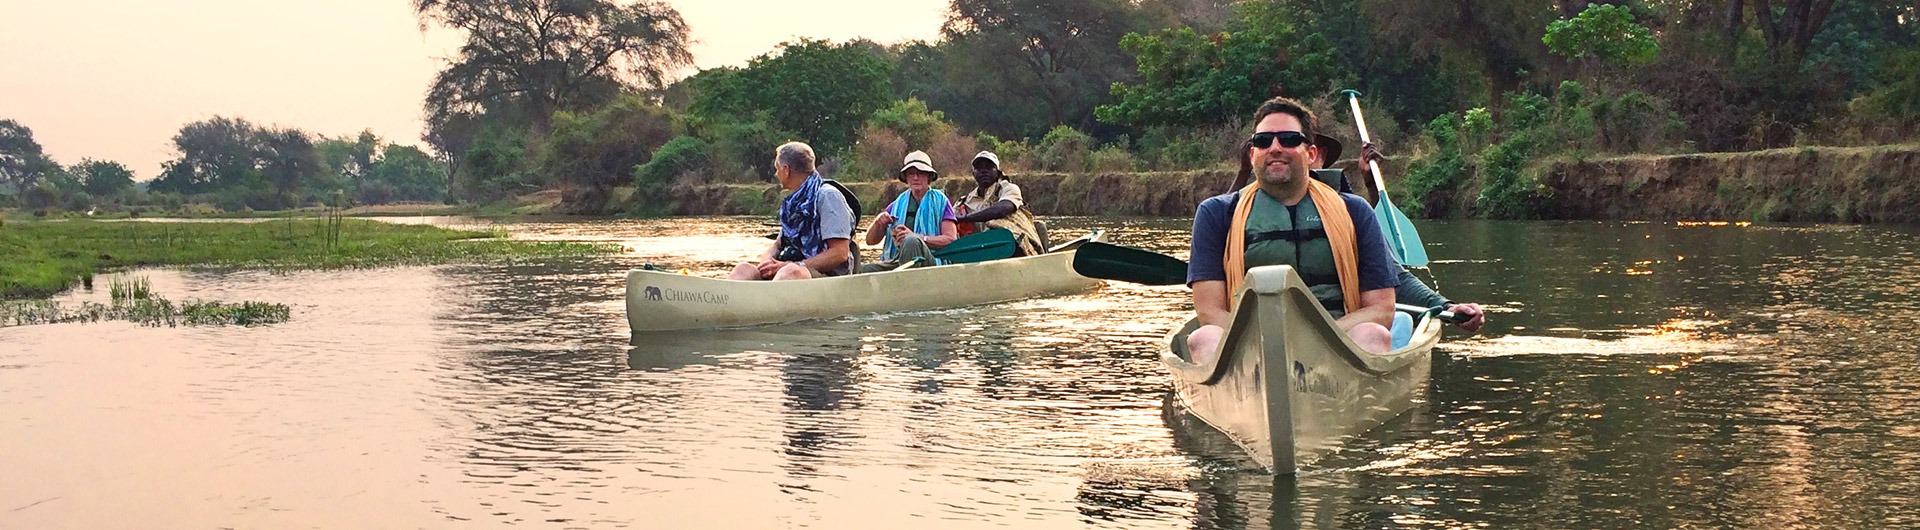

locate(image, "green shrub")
[[1034, 126, 1094, 172], [629, 136, 711, 217]]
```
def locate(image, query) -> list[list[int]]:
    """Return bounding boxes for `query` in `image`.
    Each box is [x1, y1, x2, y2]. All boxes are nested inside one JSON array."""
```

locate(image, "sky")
[[0, 0, 949, 179]]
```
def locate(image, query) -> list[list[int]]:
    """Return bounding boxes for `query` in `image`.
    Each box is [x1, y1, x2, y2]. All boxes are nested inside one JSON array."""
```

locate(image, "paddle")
[[1071, 242, 1471, 323], [1340, 89, 1431, 267], [1071, 242, 1188, 285], [930, 228, 1017, 264]]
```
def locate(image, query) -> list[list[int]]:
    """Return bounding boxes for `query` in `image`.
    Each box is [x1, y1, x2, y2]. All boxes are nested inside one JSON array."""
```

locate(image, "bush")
[[1033, 126, 1094, 172], [23, 182, 61, 211], [539, 97, 677, 212], [629, 136, 711, 216], [974, 132, 1033, 172]]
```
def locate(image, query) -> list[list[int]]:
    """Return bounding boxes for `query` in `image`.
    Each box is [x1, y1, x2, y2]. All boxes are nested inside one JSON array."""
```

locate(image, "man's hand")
[[1446, 302, 1486, 333], [1361, 141, 1386, 167], [756, 259, 789, 278]]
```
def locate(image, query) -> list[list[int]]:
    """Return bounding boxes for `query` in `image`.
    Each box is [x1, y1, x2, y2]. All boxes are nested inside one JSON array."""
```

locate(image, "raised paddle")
[[930, 227, 1018, 264], [1071, 242, 1471, 323], [1340, 89, 1431, 267]]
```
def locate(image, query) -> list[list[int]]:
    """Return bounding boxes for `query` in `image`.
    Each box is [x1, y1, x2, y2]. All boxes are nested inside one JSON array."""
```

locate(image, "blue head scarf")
[[778, 172, 826, 259]]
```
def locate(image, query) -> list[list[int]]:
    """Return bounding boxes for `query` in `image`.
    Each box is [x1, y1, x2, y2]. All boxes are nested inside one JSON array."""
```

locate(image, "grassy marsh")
[[1, 218, 621, 299]]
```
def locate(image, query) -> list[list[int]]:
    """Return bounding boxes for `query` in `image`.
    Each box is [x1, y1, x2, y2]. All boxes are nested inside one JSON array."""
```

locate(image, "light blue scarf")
[[882, 188, 950, 263]]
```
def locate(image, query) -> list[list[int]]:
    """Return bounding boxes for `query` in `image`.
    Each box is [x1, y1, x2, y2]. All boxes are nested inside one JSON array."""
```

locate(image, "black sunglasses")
[[1248, 131, 1310, 149]]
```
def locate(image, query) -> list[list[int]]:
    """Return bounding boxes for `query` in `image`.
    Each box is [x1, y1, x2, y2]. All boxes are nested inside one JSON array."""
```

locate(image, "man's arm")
[[801, 239, 850, 273], [1395, 268, 1449, 308], [1193, 280, 1231, 328], [954, 199, 1016, 223], [1336, 287, 1395, 331]]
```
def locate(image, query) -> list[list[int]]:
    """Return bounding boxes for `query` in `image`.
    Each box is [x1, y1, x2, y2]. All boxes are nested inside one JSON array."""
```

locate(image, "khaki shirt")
[[961, 180, 1044, 256]]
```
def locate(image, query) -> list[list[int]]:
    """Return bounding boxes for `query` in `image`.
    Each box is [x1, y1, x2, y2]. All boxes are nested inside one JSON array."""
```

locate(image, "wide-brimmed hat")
[[1313, 133, 1343, 169], [899, 150, 937, 182]]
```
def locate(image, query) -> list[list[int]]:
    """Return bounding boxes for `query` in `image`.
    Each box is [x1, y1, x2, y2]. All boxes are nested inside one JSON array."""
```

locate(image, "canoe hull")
[[1160, 265, 1441, 474], [625, 231, 1106, 332]]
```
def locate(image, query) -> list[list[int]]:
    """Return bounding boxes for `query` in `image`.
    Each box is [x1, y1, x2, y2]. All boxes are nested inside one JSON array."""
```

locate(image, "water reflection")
[[3, 217, 1919, 528]]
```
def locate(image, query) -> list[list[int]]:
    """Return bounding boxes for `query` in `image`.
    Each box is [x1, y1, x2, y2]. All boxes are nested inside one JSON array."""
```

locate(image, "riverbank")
[[0, 218, 623, 299], [639, 143, 1920, 223]]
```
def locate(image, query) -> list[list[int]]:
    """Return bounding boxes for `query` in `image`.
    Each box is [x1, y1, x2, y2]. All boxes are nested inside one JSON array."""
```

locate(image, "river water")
[[3, 216, 1918, 529]]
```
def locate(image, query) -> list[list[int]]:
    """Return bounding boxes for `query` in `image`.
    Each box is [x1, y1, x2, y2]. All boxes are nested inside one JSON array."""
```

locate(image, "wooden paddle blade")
[[933, 228, 1018, 264], [1071, 242, 1189, 285]]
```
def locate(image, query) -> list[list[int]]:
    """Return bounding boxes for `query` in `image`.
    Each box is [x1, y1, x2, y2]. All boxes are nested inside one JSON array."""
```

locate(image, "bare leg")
[[1346, 322, 1392, 353], [1186, 324, 1224, 365], [771, 262, 815, 281], [728, 262, 762, 280]]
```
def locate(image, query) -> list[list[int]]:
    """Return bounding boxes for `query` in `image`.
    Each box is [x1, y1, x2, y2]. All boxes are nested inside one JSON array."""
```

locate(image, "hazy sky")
[[0, 0, 949, 179]]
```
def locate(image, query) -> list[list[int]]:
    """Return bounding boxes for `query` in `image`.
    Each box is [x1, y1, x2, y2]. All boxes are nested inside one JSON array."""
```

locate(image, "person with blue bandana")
[[730, 142, 855, 280], [859, 151, 958, 272]]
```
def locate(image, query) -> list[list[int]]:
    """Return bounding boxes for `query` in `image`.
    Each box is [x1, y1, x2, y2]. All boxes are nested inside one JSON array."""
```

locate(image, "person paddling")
[[954, 151, 1046, 256]]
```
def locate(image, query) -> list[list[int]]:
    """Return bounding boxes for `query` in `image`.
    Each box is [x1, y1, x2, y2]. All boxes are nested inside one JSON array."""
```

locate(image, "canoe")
[[1161, 264, 1443, 474], [625, 230, 1107, 333]]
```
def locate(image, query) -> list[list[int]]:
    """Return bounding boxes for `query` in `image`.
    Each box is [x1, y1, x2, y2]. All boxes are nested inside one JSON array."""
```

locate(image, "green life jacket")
[[1241, 191, 1347, 315]]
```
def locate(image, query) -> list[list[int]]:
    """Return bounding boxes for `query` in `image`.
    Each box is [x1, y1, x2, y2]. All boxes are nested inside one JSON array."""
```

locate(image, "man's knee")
[[1349, 323, 1392, 353], [772, 262, 814, 281], [1187, 324, 1224, 365], [728, 262, 761, 280]]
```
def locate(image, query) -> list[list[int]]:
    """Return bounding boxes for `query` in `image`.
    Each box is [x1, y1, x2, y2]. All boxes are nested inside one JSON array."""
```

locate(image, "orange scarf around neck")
[[1223, 179, 1360, 314]]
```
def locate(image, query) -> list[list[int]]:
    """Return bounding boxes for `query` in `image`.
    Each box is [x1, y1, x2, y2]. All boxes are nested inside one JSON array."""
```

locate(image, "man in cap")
[[859, 150, 958, 272], [730, 141, 855, 280], [954, 151, 1045, 256]]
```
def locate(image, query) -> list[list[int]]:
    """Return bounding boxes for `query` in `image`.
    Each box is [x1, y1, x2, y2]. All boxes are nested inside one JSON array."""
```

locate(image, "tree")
[[258, 128, 320, 204], [0, 119, 57, 192], [70, 159, 135, 198], [1358, 0, 1557, 109], [1097, 1, 1344, 128], [941, 0, 1169, 136], [413, 0, 694, 135], [539, 94, 675, 211], [366, 144, 447, 203], [1544, 4, 1659, 66], [151, 117, 265, 195], [690, 39, 893, 155]]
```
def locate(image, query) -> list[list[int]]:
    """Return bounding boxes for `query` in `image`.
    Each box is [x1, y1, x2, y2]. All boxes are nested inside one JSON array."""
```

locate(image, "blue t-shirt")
[[1187, 190, 1400, 293]]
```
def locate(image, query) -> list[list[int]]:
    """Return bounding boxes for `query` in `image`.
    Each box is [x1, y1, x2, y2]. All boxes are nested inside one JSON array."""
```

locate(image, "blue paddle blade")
[[1376, 194, 1430, 267], [932, 228, 1018, 264]]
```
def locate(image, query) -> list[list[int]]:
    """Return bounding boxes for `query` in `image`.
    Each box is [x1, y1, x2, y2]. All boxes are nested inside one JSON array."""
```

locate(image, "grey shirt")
[[814, 184, 855, 275]]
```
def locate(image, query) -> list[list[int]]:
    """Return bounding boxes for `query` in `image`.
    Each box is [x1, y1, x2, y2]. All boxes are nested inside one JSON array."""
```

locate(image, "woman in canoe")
[[859, 150, 959, 273]]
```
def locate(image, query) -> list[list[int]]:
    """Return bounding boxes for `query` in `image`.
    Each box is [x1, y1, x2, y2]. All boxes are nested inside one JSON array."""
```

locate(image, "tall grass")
[[1, 218, 621, 299]]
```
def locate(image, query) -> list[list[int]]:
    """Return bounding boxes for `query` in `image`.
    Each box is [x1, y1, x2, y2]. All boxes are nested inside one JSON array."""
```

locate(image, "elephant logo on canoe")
[[644, 286, 663, 301]]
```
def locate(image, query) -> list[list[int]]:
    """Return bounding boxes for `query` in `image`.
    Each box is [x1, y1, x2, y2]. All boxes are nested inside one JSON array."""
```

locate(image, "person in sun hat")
[[1184, 96, 1403, 363], [953, 150, 1045, 256], [859, 150, 958, 273]]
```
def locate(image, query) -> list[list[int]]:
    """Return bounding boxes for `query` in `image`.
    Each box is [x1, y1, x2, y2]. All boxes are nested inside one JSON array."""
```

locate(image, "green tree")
[[366, 144, 447, 203], [412, 0, 694, 134], [259, 128, 321, 206], [316, 130, 380, 192], [690, 39, 894, 155], [940, 0, 1169, 136], [151, 117, 265, 195], [1358, 0, 1556, 108], [1097, 1, 1343, 128], [70, 159, 135, 198], [1544, 4, 1659, 65], [0, 119, 58, 192], [539, 94, 676, 211]]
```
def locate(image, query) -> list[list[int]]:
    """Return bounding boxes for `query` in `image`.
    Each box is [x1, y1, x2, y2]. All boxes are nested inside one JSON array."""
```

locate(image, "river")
[[3, 216, 1918, 529]]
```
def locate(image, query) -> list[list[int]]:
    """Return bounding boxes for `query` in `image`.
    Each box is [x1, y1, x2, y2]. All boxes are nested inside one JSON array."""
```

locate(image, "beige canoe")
[[1161, 264, 1444, 474], [625, 230, 1106, 333]]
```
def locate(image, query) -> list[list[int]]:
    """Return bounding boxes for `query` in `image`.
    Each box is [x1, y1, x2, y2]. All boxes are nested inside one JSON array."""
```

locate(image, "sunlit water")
[[4, 216, 1918, 529]]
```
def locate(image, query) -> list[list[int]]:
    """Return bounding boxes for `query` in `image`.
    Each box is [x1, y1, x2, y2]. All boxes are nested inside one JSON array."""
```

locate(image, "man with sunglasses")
[[1184, 97, 1402, 363]]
